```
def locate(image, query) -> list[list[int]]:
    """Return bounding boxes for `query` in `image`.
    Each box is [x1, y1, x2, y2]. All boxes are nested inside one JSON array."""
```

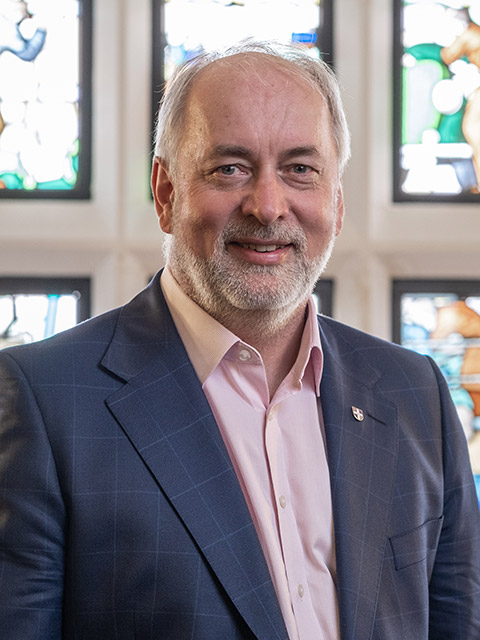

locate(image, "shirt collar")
[[161, 267, 238, 384], [161, 267, 323, 394], [295, 297, 323, 396]]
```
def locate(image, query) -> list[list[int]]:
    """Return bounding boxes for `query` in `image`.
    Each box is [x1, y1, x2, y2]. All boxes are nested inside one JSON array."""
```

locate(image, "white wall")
[[1, 0, 479, 339]]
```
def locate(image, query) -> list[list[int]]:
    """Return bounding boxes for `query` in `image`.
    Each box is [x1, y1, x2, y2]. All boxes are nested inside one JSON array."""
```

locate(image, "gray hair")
[[154, 40, 351, 176]]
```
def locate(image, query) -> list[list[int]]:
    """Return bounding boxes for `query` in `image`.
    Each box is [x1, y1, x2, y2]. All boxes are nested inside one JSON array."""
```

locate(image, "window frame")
[[0, 276, 91, 325]]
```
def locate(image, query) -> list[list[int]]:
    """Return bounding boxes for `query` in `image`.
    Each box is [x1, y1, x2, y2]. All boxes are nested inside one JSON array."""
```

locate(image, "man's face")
[[153, 55, 344, 324]]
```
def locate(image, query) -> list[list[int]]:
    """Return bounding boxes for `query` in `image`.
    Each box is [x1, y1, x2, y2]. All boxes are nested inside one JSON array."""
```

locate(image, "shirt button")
[[238, 348, 251, 362], [298, 584, 304, 598], [267, 407, 277, 422], [279, 495, 287, 509]]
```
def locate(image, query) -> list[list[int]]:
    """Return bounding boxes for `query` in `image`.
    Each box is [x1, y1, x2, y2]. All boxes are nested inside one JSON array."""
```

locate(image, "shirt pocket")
[[389, 516, 444, 571]]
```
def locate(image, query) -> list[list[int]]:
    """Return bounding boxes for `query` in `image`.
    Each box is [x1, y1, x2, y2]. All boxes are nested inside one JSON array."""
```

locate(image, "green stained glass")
[[395, 0, 480, 200], [0, 171, 23, 188]]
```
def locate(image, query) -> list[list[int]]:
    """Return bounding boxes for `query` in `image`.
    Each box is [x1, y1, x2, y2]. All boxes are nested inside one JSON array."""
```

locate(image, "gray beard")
[[164, 218, 335, 335]]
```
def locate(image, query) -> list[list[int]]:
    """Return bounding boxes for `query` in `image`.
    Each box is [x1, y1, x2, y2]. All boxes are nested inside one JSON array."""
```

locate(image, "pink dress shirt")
[[161, 268, 340, 640]]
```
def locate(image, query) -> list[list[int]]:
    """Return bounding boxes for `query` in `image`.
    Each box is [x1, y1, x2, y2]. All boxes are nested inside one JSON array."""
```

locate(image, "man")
[[0, 41, 479, 640]]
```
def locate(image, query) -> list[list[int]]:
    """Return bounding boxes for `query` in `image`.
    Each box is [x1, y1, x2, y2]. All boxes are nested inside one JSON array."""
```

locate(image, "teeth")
[[241, 244, 284, 252]]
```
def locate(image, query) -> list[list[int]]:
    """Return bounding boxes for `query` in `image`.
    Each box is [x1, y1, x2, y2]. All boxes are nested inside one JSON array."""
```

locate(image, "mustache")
[[220, 220, 307, 249]]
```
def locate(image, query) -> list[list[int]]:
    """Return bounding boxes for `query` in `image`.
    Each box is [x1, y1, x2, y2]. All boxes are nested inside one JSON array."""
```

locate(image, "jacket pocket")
[[389, 516, 444, 571]]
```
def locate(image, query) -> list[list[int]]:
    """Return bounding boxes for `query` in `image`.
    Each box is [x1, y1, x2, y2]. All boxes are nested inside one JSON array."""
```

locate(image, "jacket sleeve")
[[426, 356, 480, 639], [0, 351, 65, 639]]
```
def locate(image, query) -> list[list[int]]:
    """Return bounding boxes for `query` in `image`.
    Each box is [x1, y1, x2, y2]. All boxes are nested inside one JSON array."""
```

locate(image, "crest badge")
[[352, 406, 365, 422]]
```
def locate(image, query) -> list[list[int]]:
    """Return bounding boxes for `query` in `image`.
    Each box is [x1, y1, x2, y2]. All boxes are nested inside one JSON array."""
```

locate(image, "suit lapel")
[[102, 275, 288, 640], [319, 319, 398, 640]]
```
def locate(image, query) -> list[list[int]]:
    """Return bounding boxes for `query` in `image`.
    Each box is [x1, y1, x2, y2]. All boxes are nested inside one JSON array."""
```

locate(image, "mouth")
[[234, 242, 289, 253], [226, 240, 293, 265]]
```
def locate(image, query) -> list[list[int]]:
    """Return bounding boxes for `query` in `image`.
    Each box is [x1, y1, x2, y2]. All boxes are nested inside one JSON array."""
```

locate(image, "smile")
[[237, 243, 287, 253]]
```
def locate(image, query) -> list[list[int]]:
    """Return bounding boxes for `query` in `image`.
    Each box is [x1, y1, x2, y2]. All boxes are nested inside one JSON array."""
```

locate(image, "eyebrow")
[[279, 146, 324, 163], [206, 144, 324, 163], [206, 145, 254, 162]]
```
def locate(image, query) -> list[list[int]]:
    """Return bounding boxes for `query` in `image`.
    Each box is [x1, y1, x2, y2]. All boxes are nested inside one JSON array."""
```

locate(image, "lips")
[[226, 238, 295, 266], [238, 243, 287, 253]]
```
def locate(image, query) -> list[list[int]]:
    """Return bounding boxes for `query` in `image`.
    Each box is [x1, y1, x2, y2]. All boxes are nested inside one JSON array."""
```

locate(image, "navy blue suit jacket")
[[1, 273, 479, 639]]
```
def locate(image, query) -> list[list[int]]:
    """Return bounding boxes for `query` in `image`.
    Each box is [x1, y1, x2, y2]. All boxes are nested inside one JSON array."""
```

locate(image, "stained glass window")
[[313, 278, 334, 317], [152, 0, 334, 129], [0, 0, 92, 199], [393, 0, 480, 201], [0, 276, 90, 348], [392, 279, 480, 504]]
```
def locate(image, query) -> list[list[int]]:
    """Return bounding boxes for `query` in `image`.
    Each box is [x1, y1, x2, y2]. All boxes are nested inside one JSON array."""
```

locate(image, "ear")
[[151, 157, 174, 234], [334, 182, 345, 236]]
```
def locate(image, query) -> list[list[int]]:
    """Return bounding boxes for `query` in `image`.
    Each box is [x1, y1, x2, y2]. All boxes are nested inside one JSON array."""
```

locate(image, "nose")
[[241, 170, 289, 225]]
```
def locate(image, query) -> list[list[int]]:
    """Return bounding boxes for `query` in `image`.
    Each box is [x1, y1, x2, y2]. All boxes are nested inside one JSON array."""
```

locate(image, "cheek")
[[303, 202, 338, 233], [301, 202, 340, 253], [173, 194, 229, 258]]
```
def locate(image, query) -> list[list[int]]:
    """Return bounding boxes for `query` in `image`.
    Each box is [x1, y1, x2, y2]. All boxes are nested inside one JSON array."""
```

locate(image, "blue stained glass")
[[292, 32, 318, 44], [400, 291, 480, 502]]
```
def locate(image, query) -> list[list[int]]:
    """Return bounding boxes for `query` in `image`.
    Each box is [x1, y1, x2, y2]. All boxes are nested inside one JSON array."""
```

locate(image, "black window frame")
[[0, 276, 91, 326], [392, 278, 480, 343]]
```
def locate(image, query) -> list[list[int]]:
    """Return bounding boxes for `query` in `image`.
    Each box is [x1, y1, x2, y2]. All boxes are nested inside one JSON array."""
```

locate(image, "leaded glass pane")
[[394, 0, 480, 201], [393, 280, 480, 504], [152, 0, 333, 127], [0, 0, 92, 198], [162, 0, 328, 81], [0, 277, 90, 348], [313, 279, 334, 317]]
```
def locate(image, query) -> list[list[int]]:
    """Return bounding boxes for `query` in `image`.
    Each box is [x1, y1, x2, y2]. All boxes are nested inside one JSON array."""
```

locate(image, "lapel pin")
[[352, 406, 365, 422]]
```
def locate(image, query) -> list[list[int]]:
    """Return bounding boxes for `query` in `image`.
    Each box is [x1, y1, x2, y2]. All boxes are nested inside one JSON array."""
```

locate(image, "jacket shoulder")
[[317, 314, 443, 393], [318, 315, 426, 363]]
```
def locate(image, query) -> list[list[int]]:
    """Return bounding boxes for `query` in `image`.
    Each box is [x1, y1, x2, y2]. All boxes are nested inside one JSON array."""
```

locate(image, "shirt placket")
[[265, 401, 322, 640]]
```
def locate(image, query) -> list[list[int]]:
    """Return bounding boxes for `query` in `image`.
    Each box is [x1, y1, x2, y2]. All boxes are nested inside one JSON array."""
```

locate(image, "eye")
[[291, 164, 312, 174], [282, 162, 320, 188], [209, 164, 250, 183], [218, 165, 238, 176]]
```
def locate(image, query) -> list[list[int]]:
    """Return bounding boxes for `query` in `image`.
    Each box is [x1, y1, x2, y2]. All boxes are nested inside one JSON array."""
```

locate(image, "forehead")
[[181, 54, 334, 154], [194, 52, 315, 91]]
